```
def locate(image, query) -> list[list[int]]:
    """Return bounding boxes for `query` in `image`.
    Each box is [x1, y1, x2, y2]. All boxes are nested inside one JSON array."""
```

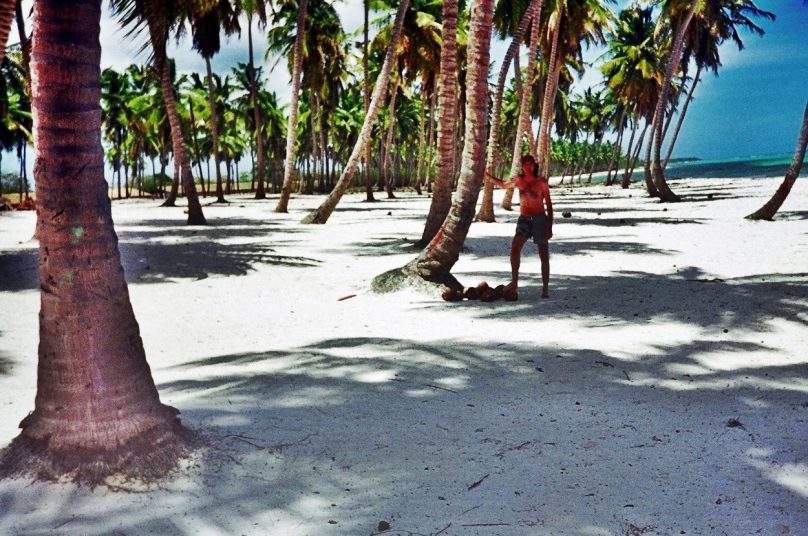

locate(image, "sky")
[[8, 0, 808, 167]]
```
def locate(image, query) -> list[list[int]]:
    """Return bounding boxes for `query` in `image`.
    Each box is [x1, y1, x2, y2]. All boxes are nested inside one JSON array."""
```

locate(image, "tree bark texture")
[[0, 0, 190, 485], [408, 0, 495, 284], [418, 0, 459, 244], [0, 0, 15, 65]]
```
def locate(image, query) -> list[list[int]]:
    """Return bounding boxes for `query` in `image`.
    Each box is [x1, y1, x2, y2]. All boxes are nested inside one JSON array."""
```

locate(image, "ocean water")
[[662, 153, 804, 179]]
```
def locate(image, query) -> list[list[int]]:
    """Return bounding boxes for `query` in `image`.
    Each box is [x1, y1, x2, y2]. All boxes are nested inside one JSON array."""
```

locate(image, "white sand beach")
[[0, 177, 806, 535]]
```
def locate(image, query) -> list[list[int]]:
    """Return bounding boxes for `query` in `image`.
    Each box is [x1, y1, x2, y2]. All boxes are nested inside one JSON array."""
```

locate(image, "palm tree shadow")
[[119, 241, 319, 283]]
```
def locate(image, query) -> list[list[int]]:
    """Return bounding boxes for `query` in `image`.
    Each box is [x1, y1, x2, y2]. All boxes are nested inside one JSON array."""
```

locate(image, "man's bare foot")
[[541, 290, 549, 299], [505, 282, 518, 292]]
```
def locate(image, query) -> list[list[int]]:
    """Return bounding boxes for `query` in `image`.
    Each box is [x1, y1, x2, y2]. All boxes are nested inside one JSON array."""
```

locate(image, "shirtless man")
[[487, 154, 553, 298]]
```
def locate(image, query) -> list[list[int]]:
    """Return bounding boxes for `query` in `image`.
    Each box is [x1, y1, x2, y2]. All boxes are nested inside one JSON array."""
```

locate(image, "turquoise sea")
[[661, 153, 804, 180]]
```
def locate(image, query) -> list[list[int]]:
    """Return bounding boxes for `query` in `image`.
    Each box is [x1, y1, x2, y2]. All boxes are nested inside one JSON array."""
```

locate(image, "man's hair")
[[520, 154, 539, 177]]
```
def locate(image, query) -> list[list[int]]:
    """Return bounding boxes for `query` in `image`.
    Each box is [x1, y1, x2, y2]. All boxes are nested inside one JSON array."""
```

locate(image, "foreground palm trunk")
[[373, 0, 494, 290], [0, 0, 190, 485], [0, 0, 15, 65], [275, 0, 308, 213], [301, 0, 410, 224], [747, 101, 808, 220], [417, 0, 459, 244]]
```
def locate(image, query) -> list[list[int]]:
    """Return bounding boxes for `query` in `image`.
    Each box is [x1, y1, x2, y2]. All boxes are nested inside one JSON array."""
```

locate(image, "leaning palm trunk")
[[206, 57, 226, 203], [275, 0, 308, 213], [476, 0, 543, 222], [651, 0, 698, 202], [0, 0, 190, 485], [374, 0, 495, 290], [500, 4, 542, 212], [418, 0, 459, 244], [746, 101, 808, 220], [158, 57, 206, 224], [0, 0, 15, 65], [537, 9, 563, 176], [663, 63, 702, 170], [301, 0, 409, 224]]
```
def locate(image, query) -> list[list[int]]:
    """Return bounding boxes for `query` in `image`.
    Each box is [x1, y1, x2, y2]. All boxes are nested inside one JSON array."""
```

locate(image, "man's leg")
[[538, 243, 550, 298], [508, 235, 528, 289]]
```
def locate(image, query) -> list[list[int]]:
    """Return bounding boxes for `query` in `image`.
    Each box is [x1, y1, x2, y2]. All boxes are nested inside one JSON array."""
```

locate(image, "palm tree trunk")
[[502, 5, 543, 212], [0, 0, 15, 66], [248, 16, 268, 200], [383, 80, 399, 199], [624, 120, 649, 189], [537, 6, 563, 177], [418, 0, 460, 244], [746, 101, 808, 220], [158, 58, 206, 224], [606, 109, 627, 185], [663, 63, 702, 170], [414, 88, 427, 194], [206, 57, 226, 203], [187, 100, 207, 196], [474, 0, 540, 221], [0, 0, 190, 485], [651, 0, 698, 203], [395, 0, 496, 287], [643, 107, 660, 196], [275, 0, 308, 213], [363, 0, 375, 202], [301, 0, 410, 224]]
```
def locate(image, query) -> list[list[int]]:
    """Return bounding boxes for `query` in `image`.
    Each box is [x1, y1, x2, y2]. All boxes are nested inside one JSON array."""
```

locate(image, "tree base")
[[372, 263, 463, 296], [0, 419, 196, 488]]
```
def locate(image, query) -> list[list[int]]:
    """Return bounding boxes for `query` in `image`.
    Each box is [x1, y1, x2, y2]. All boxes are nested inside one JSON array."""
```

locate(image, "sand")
[[0, 177, 806, 535]]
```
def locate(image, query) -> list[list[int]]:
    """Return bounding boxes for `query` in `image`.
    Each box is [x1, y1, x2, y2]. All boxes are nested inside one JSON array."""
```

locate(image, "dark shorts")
[[516, 213, 548, 245]]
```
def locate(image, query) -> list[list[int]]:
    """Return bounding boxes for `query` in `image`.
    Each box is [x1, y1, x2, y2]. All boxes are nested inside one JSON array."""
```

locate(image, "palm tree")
[[647, 0, 700, 202], [601, 5, 664, 189], [0, 49, 31, 200], [301, 0, 410, 224], [275, 0, 309, 212], [101, 68, 131, 199], [415, 0, 464, 243], [501, 0, 543, 211], [662, 0, 774, 169], [237, 0, 271, 198], [373, 0, 495, 290], [191, 0, 240, 204], [477, 0, 543, 222], [111, 0, 206, 225], [746, 101, 808, 220], [536, 0, 614, 177], [0, 0, 189, 485]]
